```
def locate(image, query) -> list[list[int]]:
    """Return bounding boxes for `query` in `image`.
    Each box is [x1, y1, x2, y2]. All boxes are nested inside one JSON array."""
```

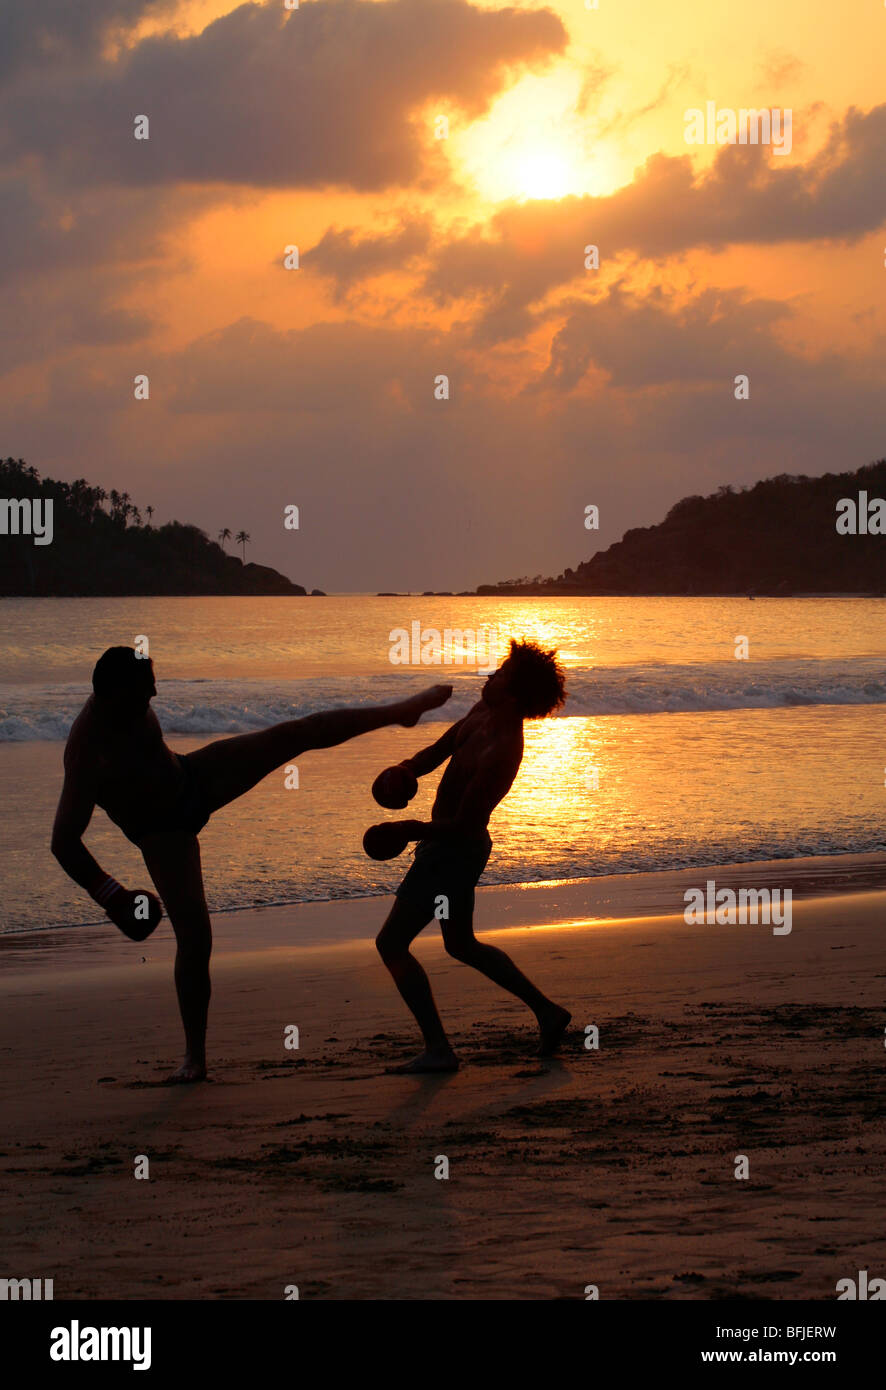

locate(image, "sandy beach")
[[3, 854, 886, 1301]]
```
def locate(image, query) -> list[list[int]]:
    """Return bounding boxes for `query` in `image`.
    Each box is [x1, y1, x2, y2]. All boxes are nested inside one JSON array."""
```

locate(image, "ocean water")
[[2, 595, 885, 933]]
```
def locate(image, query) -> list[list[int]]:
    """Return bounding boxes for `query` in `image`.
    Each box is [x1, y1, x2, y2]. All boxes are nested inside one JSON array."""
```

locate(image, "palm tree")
[[235, 530, 251, 562], [146, 506, 154, 526], [218, 527, 232, 551]]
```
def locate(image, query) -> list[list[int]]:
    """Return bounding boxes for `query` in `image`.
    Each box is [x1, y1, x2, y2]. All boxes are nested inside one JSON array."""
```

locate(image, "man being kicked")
[[51, 646, 452, 1082], [373, 639, 571, 1072]]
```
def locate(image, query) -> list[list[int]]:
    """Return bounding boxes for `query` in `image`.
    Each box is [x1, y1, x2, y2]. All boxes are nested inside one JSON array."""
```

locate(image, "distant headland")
[[0, 458, 321, 597], [477, 460, 886, 597]]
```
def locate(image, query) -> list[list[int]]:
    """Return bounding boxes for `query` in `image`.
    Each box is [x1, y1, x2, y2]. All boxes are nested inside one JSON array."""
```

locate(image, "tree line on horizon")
[[0, 458, 308, 597], [478, 459, 886, 596]]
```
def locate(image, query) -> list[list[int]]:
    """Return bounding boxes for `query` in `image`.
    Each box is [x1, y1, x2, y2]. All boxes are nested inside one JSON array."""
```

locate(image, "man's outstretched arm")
[[399, 716, 465, 778]]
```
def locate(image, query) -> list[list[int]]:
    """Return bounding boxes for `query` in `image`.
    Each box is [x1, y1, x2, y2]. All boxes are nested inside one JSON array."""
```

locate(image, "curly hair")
[[504, 638, 567, 719]]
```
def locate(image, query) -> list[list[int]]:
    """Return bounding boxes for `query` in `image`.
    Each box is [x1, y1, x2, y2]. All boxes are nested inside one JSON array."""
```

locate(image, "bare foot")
[[386, 1048, 459, 1074], [537, 1005, 571, 1057], [398, 684, 453, 727], [164, 1059, 207, 1084]]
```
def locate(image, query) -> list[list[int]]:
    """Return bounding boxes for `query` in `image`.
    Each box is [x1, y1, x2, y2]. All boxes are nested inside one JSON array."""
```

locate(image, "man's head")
[[92, 647, 156, 716], [482, 639, 566, 719]]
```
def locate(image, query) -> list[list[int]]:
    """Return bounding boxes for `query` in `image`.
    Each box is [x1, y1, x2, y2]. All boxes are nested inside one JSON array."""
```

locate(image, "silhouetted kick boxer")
[[368, 640, 571, 1071], [52, 646, 452, 1082]]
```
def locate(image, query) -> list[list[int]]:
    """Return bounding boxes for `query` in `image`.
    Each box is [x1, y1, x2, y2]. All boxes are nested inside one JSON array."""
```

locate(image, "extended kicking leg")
[[188, 684, 452, 814]]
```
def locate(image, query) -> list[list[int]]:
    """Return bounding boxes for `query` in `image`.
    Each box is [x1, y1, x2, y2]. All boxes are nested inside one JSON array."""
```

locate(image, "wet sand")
[[2, 859, 886, 1300]]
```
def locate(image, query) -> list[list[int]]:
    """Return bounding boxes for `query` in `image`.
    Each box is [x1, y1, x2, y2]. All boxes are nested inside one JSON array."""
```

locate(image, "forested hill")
[[0, 458, 311, 597], [478, 460, 886, 596]]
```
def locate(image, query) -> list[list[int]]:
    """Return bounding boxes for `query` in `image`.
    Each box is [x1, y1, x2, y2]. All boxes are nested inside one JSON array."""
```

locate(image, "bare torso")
[[65, 698, 184, 832], [431, 699, 523, 831]]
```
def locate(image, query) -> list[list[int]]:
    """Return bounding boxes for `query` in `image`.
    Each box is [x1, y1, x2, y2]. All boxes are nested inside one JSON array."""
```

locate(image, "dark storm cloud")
[[0, 169, 217, 364], [25, 282, 857, 422], [533, 284, 790, 392], [1, 0, 567, 190], [0, 0, 174, 79], [0, 172, 214, 285], [307, 216, 434, 300], [0, 273, 154, 373]]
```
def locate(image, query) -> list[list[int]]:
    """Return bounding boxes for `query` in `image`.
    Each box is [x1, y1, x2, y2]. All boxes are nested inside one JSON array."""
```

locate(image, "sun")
[[508, 144, 577, 201], [456, 71, 626, 205]]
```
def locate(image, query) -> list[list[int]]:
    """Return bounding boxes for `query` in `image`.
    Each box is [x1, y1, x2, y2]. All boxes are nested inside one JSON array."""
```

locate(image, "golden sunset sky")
[[2, 0, 885, 589]]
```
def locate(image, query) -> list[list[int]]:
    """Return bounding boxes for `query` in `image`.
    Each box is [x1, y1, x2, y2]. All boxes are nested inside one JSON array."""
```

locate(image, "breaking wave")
[[1, 660, 885, 740]]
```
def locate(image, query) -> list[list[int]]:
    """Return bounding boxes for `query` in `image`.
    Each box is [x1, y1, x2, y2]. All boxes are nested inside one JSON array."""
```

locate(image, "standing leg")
[[139, 832, 212, 1083], [441, 913, 571, 1056], [188, 684, 451, 814], [376, 898, 458, 1072]]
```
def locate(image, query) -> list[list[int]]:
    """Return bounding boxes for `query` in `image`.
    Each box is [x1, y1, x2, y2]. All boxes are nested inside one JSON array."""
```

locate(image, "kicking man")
[[371, 639, 572, 1072], [51, 646, 452, 1082]]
